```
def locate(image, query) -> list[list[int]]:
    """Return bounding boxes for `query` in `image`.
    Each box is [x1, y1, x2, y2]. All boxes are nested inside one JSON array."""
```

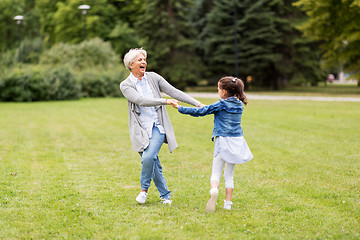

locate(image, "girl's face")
[[217, 82, 227, 99]]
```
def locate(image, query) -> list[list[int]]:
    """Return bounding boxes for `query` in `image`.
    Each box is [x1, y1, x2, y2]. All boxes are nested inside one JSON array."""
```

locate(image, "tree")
[[106, 0, 143, 58], [191, 0, 214, 58], [36, 0, 117, 45], [110, 0, 144, 25], [270, 0, 325, 86], [35, 0, 144, 57], [136, 0, 205, 89], [199, 0, 285, 88], [35, 0, 62, 45], [107, 20, 141, 59], [0, 0, 24, 52], [295, 0, 360, 86], [194, 0, 324, 89], [0, 0, 41, 52]]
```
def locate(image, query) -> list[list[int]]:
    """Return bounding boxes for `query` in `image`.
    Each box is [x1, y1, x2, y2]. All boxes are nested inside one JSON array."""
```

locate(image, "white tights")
[[210, 154, 235, 189]]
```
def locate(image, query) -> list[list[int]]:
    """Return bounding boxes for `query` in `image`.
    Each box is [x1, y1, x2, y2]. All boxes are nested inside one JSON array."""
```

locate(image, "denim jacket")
[[178, 96, 244, 140]]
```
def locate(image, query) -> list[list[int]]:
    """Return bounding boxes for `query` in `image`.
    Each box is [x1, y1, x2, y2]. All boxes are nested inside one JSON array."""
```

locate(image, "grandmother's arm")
[[120, 81, 165, 107], [157, 76, 203, 107]]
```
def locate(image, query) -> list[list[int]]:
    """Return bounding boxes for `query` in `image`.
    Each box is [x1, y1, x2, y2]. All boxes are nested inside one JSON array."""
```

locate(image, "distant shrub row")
[[0, 38, 129, 102], [0, 65, 128, 102], [40, 38, 118, 70]]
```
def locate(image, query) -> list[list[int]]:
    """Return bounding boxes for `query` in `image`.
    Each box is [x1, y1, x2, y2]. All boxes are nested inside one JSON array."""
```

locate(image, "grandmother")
[[120, 48, 203, 205]]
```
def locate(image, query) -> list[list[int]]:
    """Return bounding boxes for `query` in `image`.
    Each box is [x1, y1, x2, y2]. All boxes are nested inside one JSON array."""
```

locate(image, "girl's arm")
[[177, 101, 221, 117]]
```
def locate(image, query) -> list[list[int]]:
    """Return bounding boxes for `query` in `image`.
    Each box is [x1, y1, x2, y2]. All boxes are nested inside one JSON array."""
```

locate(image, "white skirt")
[[214, 136, 253, 164]]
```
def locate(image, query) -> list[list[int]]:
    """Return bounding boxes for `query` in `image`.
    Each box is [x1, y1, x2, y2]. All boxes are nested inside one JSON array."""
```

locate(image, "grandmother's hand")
[[166, 99, 179, 109]]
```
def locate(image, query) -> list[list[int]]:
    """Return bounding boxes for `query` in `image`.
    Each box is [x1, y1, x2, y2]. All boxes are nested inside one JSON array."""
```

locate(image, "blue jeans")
[[139, 126, 171, 200]]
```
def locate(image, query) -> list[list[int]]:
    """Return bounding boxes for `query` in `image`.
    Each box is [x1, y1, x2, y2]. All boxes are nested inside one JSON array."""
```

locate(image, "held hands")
[[166, 99, 205, 109], [166, 99, 179, 109]]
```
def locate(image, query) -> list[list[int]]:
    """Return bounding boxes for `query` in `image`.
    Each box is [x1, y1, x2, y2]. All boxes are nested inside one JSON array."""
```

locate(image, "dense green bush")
[[39, 38, 118, 70], [0, 64, 128, 101], [17, 37, 44, 64], [0, 49, 17, 69], [0, 65, 80, 102], [77, 67, 127, 98], [0, 38, 128, 102]]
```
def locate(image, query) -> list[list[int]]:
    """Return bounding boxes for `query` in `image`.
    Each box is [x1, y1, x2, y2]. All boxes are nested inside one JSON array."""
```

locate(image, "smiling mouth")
[[140, 66, 145, 69]]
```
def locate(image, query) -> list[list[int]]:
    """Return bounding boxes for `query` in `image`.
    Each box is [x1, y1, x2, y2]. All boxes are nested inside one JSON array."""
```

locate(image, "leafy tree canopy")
[[36, 0, 117, 45], [136, 0, 205, 89], [194, 0, 325, 88], [0, 0, 40, 51], [295, 0, 360, 84]]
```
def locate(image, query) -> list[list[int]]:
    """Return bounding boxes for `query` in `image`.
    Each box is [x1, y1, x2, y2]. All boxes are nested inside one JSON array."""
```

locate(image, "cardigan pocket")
[[130, 104, 149, 152], [130, 120, 149, 152]]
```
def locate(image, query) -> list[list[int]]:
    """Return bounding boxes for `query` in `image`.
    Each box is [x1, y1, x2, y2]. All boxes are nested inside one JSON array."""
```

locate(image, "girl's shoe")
[[206, 189, 218, 213], [223, 200, 233, 210]]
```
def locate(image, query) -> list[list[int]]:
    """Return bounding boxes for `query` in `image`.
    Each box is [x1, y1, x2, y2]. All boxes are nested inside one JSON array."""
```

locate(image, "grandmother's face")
[[130, 53, 147, 76]]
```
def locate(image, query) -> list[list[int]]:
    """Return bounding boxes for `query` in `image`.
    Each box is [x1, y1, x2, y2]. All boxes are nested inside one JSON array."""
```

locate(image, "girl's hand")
[[166, 99, 179, 109], [173, 102, 179, 109]]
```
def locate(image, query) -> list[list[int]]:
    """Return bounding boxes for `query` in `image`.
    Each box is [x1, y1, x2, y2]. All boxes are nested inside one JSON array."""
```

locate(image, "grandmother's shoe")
[[136, 191, 148, 204], [161, 199, 172, 205]]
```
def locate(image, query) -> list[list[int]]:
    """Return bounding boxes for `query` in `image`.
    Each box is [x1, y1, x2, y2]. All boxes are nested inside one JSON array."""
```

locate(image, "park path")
[[173, 92, 360, 102]]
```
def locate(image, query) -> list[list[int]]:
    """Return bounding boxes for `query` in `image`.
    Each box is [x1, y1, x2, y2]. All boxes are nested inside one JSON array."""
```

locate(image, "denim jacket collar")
[[219, 97, 243, 113]]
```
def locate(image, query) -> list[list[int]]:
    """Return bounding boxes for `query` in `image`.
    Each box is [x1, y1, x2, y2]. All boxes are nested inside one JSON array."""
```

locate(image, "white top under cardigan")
[[129, 73, 165, 138]]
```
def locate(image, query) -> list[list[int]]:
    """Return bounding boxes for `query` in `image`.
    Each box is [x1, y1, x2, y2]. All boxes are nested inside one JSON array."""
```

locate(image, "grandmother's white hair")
[[123, 48, 147, 70]]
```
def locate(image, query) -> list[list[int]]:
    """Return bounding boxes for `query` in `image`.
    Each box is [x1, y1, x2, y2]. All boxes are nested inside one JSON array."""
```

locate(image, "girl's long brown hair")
[[218, 76, 248, 105]]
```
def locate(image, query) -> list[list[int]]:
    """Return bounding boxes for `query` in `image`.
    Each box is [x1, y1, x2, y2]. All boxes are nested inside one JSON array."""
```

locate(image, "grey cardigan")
[[120, 72, 201, 152]]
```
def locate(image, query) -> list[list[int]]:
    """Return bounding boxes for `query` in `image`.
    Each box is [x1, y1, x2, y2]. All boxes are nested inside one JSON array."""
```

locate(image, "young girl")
[[172, 76, 253, 212]]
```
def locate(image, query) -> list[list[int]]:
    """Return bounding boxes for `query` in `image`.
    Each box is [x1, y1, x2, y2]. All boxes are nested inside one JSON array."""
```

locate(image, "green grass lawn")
[[0, 98, 359, 239]]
